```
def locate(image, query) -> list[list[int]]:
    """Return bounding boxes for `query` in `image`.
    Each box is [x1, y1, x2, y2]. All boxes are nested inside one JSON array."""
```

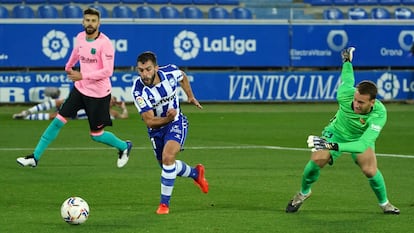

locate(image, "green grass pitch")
[[0, 103, 413, 233]]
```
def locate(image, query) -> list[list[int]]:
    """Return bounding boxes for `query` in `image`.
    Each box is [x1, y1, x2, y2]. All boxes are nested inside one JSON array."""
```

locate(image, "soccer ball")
[[60, 197, 90, 225]]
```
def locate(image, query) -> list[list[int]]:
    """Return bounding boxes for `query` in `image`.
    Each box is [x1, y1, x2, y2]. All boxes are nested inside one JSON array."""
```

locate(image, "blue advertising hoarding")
[[291, 22, 414, 67], [1, 20, 414, 68], [1, 70, 413, 103], [0, 20, 290, 68]]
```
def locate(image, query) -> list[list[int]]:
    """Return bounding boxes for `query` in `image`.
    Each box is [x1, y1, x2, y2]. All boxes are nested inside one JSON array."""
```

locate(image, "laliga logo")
[[326, 30, 348, 52], [398, 30, 414, 51], [377, 73, 400, 100], [42, 30, 70, 61], [174, 30, 201, 61]]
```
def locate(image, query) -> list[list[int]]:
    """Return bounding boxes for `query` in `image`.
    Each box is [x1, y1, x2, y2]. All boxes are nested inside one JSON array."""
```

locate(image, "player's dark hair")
[[356, 80, 377, 100], [137, 51, 157, 66], [84, 8, 100, 19]]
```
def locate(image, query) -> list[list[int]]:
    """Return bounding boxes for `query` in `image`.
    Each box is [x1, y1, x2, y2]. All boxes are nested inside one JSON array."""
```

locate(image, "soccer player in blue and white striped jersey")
[[131, 51, 208, 215]]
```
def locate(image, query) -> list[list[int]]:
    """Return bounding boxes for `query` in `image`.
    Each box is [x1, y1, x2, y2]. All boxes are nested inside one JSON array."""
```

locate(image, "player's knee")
[[311, 151, 331, 167], [361, 166, 377, 178], [161, 154, 176, 165]]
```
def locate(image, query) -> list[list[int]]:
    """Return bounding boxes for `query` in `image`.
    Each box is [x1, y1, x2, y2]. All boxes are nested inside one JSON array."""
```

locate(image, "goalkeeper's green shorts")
[[321, 125, 375, 165]]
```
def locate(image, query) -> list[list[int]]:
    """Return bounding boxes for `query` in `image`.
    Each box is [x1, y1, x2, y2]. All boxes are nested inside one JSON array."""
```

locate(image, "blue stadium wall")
[[1, 19, 413, 103]]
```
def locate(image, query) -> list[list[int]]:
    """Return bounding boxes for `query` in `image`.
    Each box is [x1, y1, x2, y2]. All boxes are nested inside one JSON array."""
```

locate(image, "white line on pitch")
[[1, 145, 413, 158]]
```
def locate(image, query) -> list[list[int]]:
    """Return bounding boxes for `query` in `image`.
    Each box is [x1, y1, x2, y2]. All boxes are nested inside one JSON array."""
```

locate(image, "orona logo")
[[42, 30, 70, 61], [398, 30, 414, 51], [326, 30, 348, 52], [174, 30, 257, 60], [377, 72, 400, 100]]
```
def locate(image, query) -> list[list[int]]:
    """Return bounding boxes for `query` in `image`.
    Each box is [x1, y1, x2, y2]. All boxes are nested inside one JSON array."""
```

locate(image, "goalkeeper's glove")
[[307, 135, 338, 151], [341, 47, 355, 63]]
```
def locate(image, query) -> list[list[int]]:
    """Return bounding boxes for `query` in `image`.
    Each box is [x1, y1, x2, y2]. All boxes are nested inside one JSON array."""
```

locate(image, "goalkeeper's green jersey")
[[328, 62, 387, 153]]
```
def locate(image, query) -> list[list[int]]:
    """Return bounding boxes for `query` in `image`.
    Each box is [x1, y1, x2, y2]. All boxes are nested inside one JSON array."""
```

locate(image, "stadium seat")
[[395, 7, 414, 19], [208, 6, 230, 19], [217, 0, 240, 5], [25, 0, 47, 3], [72, 0, 95, 3], [231, 7, 253, 19], [62, 4, 83, 18], [1, 0, 22, 3], [12, 5, 35, 18], [98, 0, 129, 3], [309, 0, 333, 5], [401, 0, 414, 4], [182, 6, 204, 18], [333, 0, 356, 5], [112, 5, 134, 18], [0, 6, 9, 18], [378, 0, 401, 4], [136, 6, 158, 18], [37, 4, 59, 18], [159, 6, 180, 18], [48, 0, 72, 3], [146, 0, 170, 3], [323, 7, 344, 19], [89, 4, 108, 18], [348, 7, 369, 19], [371, 7, 391, 19], [171, 0, 193, 4], [194, 0, 217, 4], [356, 0, 379, 4], [122, 0, 145, 3]]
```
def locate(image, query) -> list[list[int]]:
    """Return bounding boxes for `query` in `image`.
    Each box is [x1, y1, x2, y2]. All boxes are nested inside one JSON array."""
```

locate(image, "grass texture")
[[0, 103, 413, 233]]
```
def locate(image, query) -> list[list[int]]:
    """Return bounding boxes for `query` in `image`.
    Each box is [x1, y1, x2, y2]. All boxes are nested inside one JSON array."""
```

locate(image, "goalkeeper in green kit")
[[286, 47, 400, 215]]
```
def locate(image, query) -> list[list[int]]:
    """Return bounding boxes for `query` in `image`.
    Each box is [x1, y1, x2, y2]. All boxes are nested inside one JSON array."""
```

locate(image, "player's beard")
[[142, 73, 156, 86], [84, 26, 97, 35]]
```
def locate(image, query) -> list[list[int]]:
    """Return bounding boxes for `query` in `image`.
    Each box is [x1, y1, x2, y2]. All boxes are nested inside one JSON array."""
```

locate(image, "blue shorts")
[[148, 113, 188, 161]]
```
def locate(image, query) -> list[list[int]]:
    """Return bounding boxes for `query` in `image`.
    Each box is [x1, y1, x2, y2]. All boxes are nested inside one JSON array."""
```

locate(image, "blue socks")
[[160, 164, 176, 205]]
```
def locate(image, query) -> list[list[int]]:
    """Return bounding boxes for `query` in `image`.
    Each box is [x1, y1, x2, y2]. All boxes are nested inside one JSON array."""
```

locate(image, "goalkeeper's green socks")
[[33, 117, 65, 160], [369, 170, 388, 205], [300, 160, 320, 195]]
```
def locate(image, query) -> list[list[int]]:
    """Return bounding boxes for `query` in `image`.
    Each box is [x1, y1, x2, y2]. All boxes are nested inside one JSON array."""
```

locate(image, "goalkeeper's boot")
[[12, 110, 29, 119], [381, 202, 400, 215], [286, 191, 311, 213], [341, 47, 355, 63], [156, 203, 169, 215], [16, 154, 38, 167], [117, 140, 132, 168], [193, 164, 209, 193]]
